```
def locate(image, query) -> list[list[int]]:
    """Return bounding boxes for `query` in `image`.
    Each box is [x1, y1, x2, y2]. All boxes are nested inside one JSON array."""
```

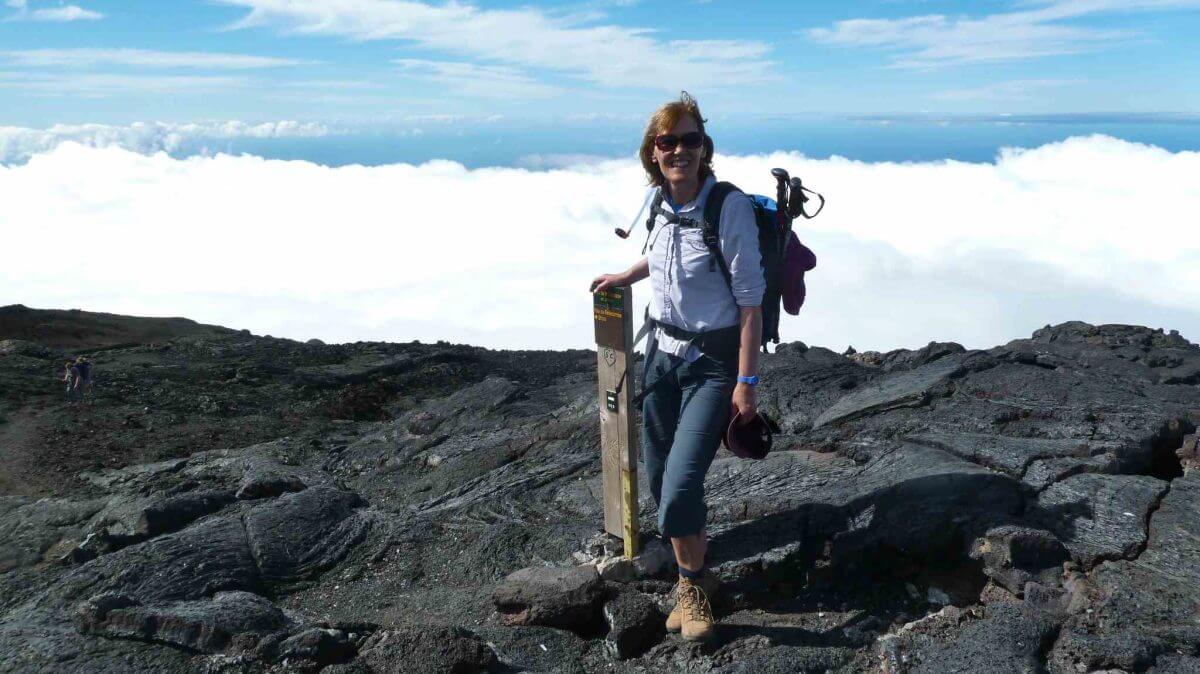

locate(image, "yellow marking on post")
[[621, 468, 639, 558]]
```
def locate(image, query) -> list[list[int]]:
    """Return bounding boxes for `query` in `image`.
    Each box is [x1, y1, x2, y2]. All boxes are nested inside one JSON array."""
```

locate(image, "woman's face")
[[653, 115, 705, 186]]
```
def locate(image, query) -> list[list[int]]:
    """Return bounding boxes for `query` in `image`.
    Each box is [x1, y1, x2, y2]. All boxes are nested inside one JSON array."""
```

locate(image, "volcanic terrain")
[[2, 303, 1199, 673]]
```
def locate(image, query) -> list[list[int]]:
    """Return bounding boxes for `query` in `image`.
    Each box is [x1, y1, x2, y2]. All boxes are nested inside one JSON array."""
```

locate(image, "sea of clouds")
[[2, 134, 1198, 352], [0, 121, 328, 164]]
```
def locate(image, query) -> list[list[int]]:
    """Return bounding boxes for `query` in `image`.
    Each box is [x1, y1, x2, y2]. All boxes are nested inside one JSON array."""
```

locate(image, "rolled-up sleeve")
[[719, 193, 765, 307]]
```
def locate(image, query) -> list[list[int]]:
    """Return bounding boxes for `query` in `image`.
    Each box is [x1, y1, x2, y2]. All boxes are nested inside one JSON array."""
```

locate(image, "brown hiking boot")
[[666, 574, 720, 632], [677, 581, 716, 641], [666, 576, 716, 641], [665, 577, 689, 633]]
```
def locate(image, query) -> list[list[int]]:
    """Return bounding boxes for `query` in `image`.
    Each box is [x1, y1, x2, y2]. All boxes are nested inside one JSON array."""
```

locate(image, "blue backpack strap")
[[701, 181, 739, 291]]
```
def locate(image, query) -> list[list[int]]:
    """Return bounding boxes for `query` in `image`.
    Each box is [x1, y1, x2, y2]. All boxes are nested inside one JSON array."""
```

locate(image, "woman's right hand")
[[590, 273, 624, 293]]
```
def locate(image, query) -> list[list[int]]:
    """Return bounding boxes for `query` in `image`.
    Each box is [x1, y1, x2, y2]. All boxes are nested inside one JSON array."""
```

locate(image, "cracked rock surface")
[[2, 306, 1199, 672]]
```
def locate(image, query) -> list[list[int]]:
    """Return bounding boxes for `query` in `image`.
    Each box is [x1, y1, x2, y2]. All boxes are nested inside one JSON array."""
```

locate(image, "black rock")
[[278, 627, 357, 666], [602, 590, 664, 659], [970, 526, 1068, 595], [471, 625, 595, 674], [0, 339, 54, 359], [243, 486, 369, 584], [1032, 473, 1168, 568], [703, 443, 1024, 588], [355, 626, 497, 674], [813, 355, 966, 428], [72, 590, 288, 653], [235, 471, 306, 500], [907, 431, 1095, 484], [908, 604, 1060, 674], [1073, 472, 1200, 658], [1022, 582, 1068, 614], [882, 341, 966, 372], [716, 644, 853, 673], [1048, 627, 1164, 672], [492, 565, 604, 633], [40, 515, 260, 609], [1153, 655, 1200, 673], [1, 497, 106, 573], [136, 489, 234, 536], [295, 355, 415, 388]]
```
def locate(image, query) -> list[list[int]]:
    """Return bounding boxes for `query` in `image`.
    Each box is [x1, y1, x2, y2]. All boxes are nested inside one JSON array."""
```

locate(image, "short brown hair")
[[639, 91, 714, 186]]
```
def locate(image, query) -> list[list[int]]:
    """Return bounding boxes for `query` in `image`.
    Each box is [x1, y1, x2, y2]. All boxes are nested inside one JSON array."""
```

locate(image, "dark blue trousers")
[[641, 337, 737, 538]]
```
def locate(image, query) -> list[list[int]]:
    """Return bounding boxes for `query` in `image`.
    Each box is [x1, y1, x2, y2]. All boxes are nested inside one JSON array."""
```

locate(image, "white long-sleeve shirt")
[[646, 175, 764, 362]]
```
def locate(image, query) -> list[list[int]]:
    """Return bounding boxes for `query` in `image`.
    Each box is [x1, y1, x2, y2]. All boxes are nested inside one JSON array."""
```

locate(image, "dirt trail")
[[0, 405, 53, 496]]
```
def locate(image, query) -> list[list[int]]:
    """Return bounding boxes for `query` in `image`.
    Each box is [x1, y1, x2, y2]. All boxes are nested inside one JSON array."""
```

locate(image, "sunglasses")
[[654, 131, 704, 152]]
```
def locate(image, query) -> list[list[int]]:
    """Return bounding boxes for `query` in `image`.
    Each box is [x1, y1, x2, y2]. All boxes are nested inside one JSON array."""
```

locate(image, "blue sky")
[[2, 0, 1198, 128], [3, 1, 1200, 351]]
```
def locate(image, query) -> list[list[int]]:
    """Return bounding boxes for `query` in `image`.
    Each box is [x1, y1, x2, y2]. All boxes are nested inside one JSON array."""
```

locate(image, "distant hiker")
[[72, 356, 93, 402], [590, 92, 764, 642], [63, 360, 77, 401]]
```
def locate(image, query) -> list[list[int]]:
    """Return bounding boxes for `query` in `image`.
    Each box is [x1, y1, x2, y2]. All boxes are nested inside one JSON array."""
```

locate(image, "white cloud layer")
[[0, 121, 329, 164], [2, 136, 1198, 352]]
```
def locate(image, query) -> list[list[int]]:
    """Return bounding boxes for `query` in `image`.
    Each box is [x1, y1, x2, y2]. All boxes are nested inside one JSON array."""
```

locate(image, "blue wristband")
[[737, 375, 759, 386]]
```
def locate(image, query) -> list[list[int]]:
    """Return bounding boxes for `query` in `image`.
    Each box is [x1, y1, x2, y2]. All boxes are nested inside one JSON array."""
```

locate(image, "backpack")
[[646, 171, 821, 352]]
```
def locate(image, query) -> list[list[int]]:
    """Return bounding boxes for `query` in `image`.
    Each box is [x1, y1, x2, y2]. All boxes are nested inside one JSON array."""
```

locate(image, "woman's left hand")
[[730, 382, 757, 425]]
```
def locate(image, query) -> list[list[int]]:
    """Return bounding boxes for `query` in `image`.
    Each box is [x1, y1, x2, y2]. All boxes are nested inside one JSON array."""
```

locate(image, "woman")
[[590, 92, 763, 642]]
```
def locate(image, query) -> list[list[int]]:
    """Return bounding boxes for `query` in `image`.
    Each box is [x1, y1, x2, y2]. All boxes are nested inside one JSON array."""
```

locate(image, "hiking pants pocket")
[[641, 343, 735, 538]]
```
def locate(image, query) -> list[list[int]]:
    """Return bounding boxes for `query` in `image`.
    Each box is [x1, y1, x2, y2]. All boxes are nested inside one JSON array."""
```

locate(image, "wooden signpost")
[[593, 286, 640, 558]]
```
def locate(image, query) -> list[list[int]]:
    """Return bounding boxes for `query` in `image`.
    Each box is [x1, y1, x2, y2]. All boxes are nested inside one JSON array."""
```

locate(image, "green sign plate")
[[593, 288, 626, 350]]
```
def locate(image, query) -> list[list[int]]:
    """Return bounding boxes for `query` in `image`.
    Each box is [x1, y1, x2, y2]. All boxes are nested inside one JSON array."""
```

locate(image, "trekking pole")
[[771, 168, 792, 241], [614, 187, 657, 240]]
